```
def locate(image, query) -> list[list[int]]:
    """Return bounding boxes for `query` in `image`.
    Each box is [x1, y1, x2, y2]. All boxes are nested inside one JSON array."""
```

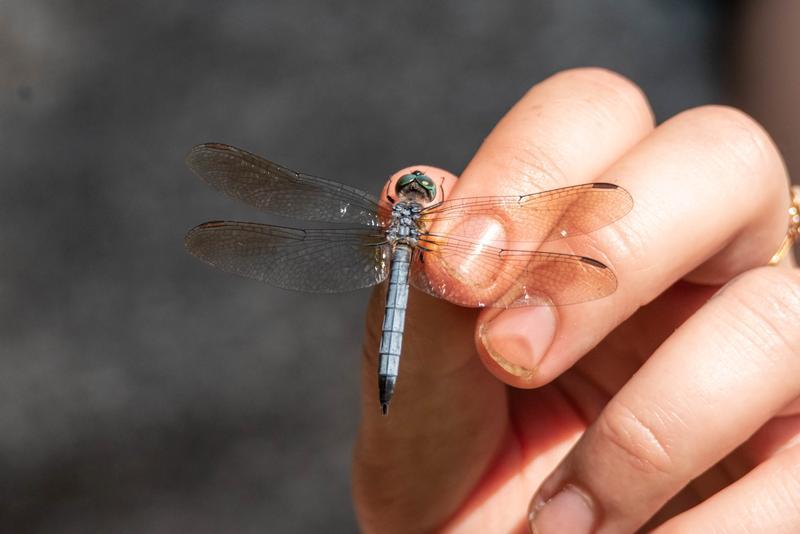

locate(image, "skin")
[[352, 68, 800, 533]]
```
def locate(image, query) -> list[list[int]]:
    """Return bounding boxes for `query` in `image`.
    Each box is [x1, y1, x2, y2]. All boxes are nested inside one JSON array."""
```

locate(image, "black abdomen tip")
[[379, 375, 396, 416]]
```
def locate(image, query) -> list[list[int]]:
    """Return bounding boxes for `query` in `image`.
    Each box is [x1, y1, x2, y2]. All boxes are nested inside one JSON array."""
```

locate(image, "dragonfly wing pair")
[[186, 222, 391, 293], [185, 143, 632, 307]]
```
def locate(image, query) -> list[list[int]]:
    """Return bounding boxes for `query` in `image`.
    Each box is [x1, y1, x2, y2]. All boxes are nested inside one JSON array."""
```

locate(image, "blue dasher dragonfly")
[[185, 143, 633, 415]]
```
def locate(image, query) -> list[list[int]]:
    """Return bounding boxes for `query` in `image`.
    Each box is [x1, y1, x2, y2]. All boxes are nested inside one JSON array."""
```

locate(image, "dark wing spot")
[[580, 256, 608, 269], [592, 182, 619, 190]]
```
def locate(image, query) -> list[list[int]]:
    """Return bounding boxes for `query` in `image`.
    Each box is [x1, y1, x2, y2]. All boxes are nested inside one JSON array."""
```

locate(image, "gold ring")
[[769, 184, 800, 265]]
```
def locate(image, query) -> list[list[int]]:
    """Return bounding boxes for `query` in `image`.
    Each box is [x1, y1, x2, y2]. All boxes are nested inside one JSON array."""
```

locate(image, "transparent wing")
[[419, 183, 632, 242], [187, 143, 388, 227], [410, 234, 617, 308], [185, 221, 390, 293]]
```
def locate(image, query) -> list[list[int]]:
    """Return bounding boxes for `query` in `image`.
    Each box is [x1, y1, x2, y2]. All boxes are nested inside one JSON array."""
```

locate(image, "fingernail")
[[444, 215, 506, 286], [529, 484, 596, 534], [479, 306, 556, 377]]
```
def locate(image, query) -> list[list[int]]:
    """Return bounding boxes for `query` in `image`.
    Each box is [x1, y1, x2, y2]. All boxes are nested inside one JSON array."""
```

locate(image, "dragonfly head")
[[395, 170, 437, 203]]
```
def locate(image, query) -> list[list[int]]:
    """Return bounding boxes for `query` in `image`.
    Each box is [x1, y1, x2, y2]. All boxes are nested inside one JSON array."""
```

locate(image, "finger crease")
[[599, 403, 673, 476]]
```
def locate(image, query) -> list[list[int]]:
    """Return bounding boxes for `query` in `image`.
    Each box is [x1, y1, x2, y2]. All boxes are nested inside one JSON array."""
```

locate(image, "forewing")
[[187, 143, 388, 227], [185, 221, 390, 293], [410, 235, 617, 308], [419, 183, 632, 242]]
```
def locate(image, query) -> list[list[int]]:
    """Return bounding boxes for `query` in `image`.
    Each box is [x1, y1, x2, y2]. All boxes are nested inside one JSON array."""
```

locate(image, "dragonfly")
[[185, 143, 633, 415]]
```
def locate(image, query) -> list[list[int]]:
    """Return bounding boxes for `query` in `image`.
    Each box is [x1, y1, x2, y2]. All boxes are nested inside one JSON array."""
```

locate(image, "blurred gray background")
[[0, 1, 744, 532]]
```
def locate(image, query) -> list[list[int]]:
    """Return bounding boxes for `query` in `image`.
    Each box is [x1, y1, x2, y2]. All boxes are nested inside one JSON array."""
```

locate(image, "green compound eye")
[[396, 173, 417, 189], [394, 171, 437, 201], [419, 177, 436, 193]]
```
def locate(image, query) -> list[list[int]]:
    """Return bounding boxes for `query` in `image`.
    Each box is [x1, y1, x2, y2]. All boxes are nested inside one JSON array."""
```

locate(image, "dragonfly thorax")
[[386, 202, 423, 247]]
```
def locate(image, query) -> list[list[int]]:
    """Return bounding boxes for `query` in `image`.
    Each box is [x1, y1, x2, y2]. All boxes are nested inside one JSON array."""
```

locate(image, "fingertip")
[[475, 306, 559, 389], [379, 165, 459, 211]]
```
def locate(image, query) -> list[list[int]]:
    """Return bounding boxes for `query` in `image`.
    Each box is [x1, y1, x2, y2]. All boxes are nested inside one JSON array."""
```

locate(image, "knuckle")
[[595, 399, 676, 477], [555, 67, 642, 99], [570, 213, 652, 302], [552, 67, 654, 126], [719, 268, 800, 359], [724, 267, 800, 322], [600, 216, 649, 271], [676, 105, 781, 177]]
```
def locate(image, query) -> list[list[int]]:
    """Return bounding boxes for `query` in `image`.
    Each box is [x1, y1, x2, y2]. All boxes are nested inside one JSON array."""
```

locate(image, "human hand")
[[353, 68, 799, 533]]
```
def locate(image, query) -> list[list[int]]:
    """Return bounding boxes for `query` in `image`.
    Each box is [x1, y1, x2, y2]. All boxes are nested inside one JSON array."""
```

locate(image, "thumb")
[[353, 166, 509, 531]]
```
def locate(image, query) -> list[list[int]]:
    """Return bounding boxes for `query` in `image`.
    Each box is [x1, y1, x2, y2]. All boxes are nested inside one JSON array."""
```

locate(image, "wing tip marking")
[[579, 256, 608, 269]]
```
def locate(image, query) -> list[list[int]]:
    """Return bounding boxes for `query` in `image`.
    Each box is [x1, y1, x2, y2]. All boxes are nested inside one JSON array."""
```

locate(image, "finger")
[[477, 104, 790, 387], [451, 68, 654, 200], [653, 442, 800, 533], [528, 267, 800, 534], [355, 165, 509, 533], [744, 411, 800, 465], [353, 68, 655, 531]]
